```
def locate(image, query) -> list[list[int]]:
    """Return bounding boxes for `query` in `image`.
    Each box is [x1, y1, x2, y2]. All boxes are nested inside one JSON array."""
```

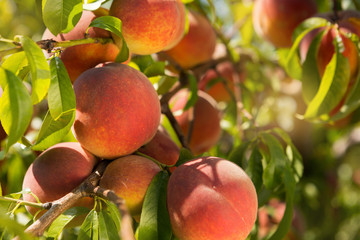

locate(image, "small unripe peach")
[[99, 155, 161, 221], [170, 90, 221, 155], [73, 63, 161, 159], [22, 142, 98, 216], [167, 156, 258, 240]]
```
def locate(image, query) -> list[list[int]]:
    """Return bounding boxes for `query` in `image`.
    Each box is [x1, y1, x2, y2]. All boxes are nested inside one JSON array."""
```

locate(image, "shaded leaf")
[[138, 171, 172, 240], [48, 57, 76, 120], [228, 141, 251, 168], [144, 62, 165, 78], [175, 148, 194, 167], [184, 74, 198, 110], [246, 147, 263, 194]]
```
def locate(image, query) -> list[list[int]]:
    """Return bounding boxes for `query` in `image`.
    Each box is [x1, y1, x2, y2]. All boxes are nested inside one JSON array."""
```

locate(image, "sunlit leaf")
[[78, 209, 99, 240], [304, 38, 350, 120], [0, 68, 32, 151], [32, 110, 75, 151], [15, 35, 50, 104], [98, 209, 121, 240], [42, 0, 83, 36]]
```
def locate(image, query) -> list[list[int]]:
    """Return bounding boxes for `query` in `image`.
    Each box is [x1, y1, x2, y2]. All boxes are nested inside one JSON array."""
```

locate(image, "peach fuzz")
[[73, 63, 161, 159], [99, 155, 161, 221], [138, 128, 180, 168], [22, 142, 98, 217], [164, 10, 217, 69], [252, 0, 317, 48], [42, 10, 120, 83], [109, 0, 186, 55], [167, 156, 258, 240], [170, 89, 221, 155]]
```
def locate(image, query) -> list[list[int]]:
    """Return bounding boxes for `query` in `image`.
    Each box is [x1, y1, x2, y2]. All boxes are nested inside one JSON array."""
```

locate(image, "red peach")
[[109, 0, 186, 55], [252, 0, 317, 48], [164, 10, 217, 69], [99, 155, 161, 221], [73, 63, 161, 159], [167, 156, 258, 240]]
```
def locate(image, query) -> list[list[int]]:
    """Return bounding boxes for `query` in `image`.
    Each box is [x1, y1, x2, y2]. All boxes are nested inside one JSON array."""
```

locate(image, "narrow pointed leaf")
[[32, 110, 75, 151], [98, 210, 121, 240], [301, 29, 324, 103], [304, 39, 350, 119], [228, 141, 251, 168], [138, 171, 172, 240], [0, 68, 32, 151], [78, 209, 99, 240], [48, 57, 76, 120], [42, 0, 83, 36], [15, 35, 50, 104], [246, 147, 263, 194]]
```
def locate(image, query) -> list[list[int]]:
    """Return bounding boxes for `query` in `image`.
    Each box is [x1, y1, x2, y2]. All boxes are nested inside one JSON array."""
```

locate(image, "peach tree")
[[0, 0, 360, 239]]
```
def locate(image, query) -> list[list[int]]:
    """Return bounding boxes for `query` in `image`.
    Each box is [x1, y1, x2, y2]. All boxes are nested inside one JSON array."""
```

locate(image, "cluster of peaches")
[[18, 0, 258, 239]]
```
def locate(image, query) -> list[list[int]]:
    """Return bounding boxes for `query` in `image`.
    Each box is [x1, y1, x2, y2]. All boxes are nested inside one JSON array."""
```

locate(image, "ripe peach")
[[138, 128, 180, 167], [167, 156, 258, 240], [73, 63, 161, 159], [163, 10, 217, 69], [109, 0, 186, 55], [42, 10, 120, 83], [170, 89, 221, 155], [198, 61, 245, 102], [99, 155, 161, 221], [22, 142, 98, 217], [252, 0, 317, 48]]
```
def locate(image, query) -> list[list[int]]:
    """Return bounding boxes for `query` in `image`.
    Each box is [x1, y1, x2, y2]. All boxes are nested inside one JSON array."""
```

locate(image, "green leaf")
[[0, 206, 32, 240], [184, 74, 198, 110], [261, 132, 287, 190], [1, 52, 27, 75], [138, 171, 172, 240], [301, 29, 324, 103], [131, 55, 155, 72], [88, 16, 130, 63], [304, 37, 351, 120], [246, 147, 263, 194], [47, 207, 90, 240], [175, 148, 194, 167], [157, 75, 178, 95], [15, 35, 50, 104], [284, 17, 328, 80], [78, 209, 99, 240], [42, 0, 83, 36], [106, 201, 121, 232], [268, 167, 296, 240], [98, 209, 121, 240], [143, 62, 165, 78], [228, 141, 251, 168], [48, 57, 76, 120], [0, 68, 33, 151], [32, 110, 75, 151]]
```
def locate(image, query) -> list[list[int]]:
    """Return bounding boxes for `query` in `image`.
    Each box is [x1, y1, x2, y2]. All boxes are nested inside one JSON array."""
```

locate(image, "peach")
[[73, 63, 161, 159], [22, 142, 98, 217], [42, 10, 120, 83], [109, 0, 186, 55], [99, 155, 161, 221], [198, 61, 245, 102], [163, 10, 217, 69], [252, 0, 317, 48], [170, 89, 221, 155], [167, 156, 258, 240], [138, 128, 180, 167]]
